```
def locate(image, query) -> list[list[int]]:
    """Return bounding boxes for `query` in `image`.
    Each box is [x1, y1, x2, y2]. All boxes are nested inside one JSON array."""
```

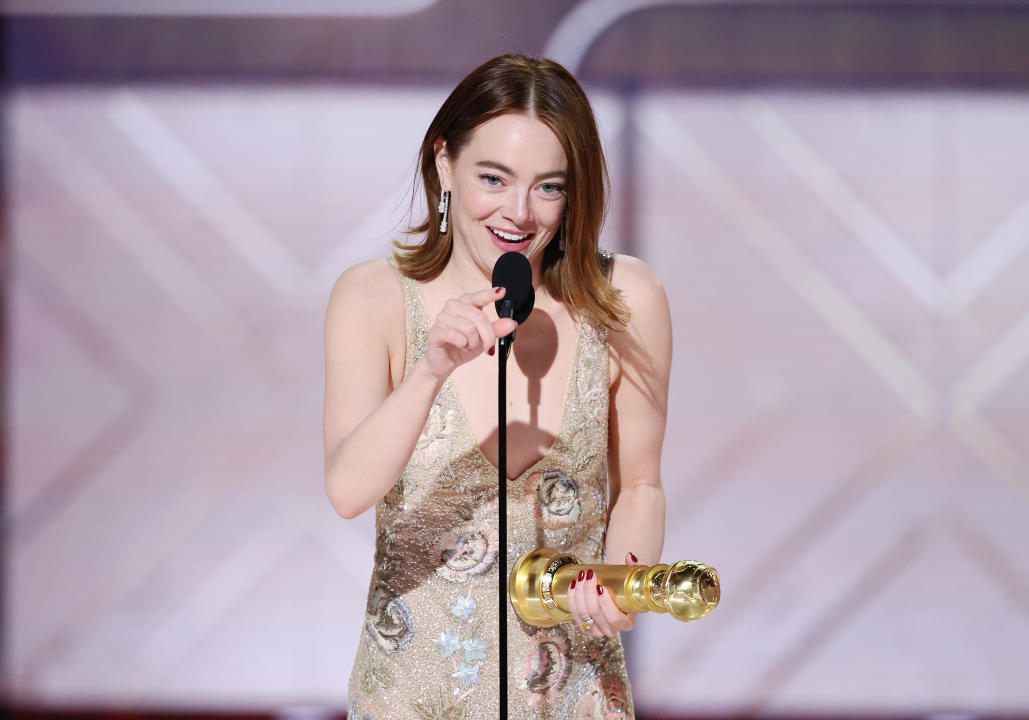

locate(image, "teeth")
[[492, 228, 529, 242]]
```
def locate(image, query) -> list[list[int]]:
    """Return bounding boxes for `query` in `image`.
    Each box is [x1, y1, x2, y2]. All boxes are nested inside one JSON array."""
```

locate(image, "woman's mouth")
[[488, 226, 533, 251]]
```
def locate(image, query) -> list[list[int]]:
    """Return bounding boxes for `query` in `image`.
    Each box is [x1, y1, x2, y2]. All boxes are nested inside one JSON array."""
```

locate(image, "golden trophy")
[[509, 548, 720, 627]]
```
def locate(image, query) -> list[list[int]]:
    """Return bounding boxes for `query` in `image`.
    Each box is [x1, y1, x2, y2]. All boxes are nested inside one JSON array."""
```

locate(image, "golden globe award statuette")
[[509, 548, 720, 627]]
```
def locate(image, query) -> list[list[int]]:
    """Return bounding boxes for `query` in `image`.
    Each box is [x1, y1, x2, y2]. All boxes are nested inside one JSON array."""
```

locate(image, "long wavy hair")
[[393, 53, 629, 330]]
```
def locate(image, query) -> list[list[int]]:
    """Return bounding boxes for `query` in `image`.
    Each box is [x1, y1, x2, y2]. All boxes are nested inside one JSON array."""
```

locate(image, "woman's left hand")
[[566, 552, 639, 638]]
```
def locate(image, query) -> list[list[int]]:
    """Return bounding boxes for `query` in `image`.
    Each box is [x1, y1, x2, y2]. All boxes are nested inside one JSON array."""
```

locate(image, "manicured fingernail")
[[597, 585, 604, 596], [570, 579, 576, 590], [487, 346, 495, 356], [586, 569, 594, 581], [629, 552, 638, 563], [494, 286, 503, 295], [578, 570, 585, 581]]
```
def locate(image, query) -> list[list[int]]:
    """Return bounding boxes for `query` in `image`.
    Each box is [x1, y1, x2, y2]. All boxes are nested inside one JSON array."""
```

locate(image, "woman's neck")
[[439, 246, 543, 296]]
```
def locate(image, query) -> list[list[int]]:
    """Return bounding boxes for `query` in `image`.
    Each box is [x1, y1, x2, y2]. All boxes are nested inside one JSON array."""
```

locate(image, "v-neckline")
[[407, 277, 583, 482]]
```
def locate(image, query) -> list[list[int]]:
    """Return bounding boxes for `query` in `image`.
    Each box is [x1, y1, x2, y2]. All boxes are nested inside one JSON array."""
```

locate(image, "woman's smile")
[[487, 225, 534, 253]]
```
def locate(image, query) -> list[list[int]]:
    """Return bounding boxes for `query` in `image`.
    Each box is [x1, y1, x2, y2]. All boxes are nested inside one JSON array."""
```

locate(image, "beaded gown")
[[346, 257, 634, 720]]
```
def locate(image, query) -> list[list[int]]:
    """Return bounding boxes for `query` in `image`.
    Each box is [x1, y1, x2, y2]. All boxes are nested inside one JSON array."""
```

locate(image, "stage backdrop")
[[5, 1, 1029, 717]]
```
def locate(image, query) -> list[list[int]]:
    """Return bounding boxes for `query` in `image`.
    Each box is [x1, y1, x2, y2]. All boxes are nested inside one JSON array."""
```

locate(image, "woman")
[[324, 54, 671, 719]]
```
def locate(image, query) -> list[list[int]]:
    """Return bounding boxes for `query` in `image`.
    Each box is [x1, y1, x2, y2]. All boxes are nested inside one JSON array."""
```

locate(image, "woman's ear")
[[434, 138, 452, 191]]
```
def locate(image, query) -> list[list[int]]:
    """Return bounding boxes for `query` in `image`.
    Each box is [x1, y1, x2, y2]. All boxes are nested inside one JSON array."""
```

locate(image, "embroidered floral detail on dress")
[[436, 629, 462, 659], [573, 689, 605, 720], [383, 476, 404, 507], [461, 637, 488, 663], [364, 583, 414, 653], [374, 530, 404, 581], [574, 639, 632, 717], [525, 469, 582, 528], [451, 595, 476, 622], [436, 524, 498, 582], [435, 463, 461, 492], [414, 400, 458, 470], [413, 689, 468, 720], [360, 658, 395, 694], [347, 699, 374, 720], [521, 628, 572, 702], [580, 383, 608, 425], [453, 662, 481, 688], [573, 670, 631, 719], [598, 673, 631, 718]]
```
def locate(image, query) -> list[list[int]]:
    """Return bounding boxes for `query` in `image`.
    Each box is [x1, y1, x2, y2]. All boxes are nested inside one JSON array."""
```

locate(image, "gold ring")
[[581, 616, 595, 631]]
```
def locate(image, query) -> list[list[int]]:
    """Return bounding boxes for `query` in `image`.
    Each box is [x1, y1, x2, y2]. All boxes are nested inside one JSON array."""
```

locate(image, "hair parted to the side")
[[393, 53, 630, 331]]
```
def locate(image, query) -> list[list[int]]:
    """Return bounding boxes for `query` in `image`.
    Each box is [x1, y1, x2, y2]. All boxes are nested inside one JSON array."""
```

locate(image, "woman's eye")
[[539, 183, 565, 195], [480, 174, 502, 186]]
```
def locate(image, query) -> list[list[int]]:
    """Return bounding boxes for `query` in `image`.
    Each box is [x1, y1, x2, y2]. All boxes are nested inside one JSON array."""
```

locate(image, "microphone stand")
[[492, 253, 530, 719], [496, 312, 513, 720]]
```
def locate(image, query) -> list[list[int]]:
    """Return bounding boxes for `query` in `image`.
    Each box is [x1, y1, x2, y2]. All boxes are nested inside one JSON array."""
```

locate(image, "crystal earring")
[[438, 190, 450, 233]]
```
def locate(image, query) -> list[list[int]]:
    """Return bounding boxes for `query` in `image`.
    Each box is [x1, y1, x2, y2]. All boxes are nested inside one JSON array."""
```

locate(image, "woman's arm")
[[323, 260, 431, 519], [323, 260, 516, 519], [567, 254, 672, 636], [605, 254, 671, 566]]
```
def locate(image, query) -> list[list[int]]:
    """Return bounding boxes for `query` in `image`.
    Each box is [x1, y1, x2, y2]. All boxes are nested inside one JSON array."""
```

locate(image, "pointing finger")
[[463, 285, 505, 309]]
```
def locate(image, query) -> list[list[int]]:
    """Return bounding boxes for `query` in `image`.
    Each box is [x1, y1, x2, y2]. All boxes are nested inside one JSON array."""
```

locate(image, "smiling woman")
[[395, 53, 630, 330], [323, 53, 672, 720], [433, 113, 567, 282]]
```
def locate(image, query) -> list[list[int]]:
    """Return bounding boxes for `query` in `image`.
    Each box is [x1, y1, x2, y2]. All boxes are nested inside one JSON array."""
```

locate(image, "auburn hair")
[[393, 53, 630, 330]]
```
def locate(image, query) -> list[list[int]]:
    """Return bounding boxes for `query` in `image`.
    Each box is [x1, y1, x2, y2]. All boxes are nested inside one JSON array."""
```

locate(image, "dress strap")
[[387, 255, 430, 378], [577, 250, 614, 402]]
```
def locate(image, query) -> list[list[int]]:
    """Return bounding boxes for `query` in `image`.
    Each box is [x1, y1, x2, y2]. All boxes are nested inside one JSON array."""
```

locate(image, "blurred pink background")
[[5, 1, 1029, 718]]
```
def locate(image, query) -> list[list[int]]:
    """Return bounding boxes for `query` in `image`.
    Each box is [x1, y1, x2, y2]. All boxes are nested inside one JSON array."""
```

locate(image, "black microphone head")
[[492, 252, 535, 324]]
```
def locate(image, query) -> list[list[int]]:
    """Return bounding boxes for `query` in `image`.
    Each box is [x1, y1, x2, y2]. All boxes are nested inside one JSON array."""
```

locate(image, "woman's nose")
[[504, 192, 533, 226]]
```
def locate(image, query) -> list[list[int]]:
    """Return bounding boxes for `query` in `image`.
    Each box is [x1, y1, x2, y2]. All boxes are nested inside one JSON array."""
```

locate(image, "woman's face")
[[437, 112, 568, 283]]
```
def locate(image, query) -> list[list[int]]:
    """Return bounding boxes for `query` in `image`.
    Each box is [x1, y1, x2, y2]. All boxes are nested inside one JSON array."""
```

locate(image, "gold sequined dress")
[[347, 258, 634, 720]]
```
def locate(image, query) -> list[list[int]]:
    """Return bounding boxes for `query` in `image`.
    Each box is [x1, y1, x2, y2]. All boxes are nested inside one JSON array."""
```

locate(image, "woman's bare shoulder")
[[605, 256, 671, 406], [327, 257, 402, 316], [607, 253, 668, 317], [325, 257, 406, 356]]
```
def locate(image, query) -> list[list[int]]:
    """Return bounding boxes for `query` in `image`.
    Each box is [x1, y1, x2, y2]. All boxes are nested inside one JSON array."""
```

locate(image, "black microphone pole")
[[492, 251, 533, 720], [496, 307, 512, 720]]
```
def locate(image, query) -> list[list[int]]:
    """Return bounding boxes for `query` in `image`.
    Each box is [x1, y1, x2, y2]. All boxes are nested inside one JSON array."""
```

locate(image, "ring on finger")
[[581, 616, 595, 632]]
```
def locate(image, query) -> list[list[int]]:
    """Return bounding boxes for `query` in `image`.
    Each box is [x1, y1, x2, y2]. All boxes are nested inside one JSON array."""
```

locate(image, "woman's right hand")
[[324, 265, 521, 519], [419, 286, 519, 381]]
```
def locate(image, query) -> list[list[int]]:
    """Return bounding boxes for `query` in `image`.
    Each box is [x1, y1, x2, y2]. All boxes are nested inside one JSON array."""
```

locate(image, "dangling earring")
[[438, 190, 450, 233]]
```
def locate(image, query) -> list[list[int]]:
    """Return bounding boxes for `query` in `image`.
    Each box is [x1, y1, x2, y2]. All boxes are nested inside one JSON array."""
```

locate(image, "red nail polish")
[[494, 286, 503, 295], [597, 585, 604, 596], [586, 569, 594, 581], [570, 579, 576, 590], [487, 346, 495, 356], [629, 552, 638, 563], [578, 570, 585, 581]]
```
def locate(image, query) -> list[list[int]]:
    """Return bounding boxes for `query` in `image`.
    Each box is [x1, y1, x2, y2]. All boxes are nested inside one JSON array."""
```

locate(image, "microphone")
[[491, 251, 534, 359]]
